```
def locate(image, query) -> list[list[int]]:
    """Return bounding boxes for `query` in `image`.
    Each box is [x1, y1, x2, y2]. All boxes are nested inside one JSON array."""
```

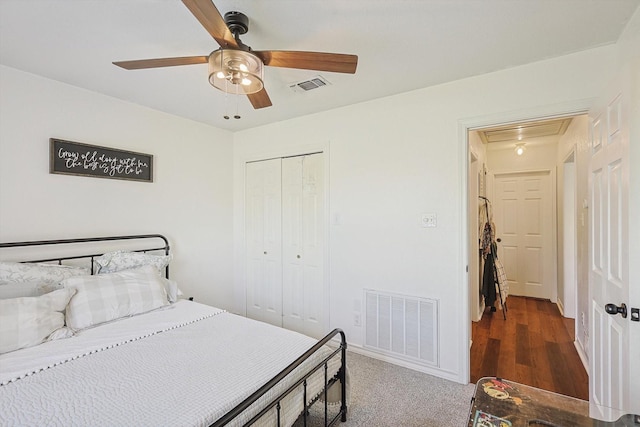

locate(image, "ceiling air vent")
[[289, 75, 331, 93]]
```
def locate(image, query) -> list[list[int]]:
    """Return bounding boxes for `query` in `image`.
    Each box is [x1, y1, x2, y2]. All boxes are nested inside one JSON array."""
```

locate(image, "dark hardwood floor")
[[470, 295, 589, 400]]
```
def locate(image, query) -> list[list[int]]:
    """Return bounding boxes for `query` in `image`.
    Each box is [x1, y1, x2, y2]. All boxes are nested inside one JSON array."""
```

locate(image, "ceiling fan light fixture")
[[208, 49, 264, 94]]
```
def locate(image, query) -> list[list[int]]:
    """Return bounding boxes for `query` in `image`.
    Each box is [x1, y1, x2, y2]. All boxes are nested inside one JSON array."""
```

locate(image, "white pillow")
[[0, 281, 62, 299], [160, 277, 183, 303], [0, 288, 76, 354], [63, 265, 169, 330], [0, 261, 90, 285], [94, 251, 171, 275]]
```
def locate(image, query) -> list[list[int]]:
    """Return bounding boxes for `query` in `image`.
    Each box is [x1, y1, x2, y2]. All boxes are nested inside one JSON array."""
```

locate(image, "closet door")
[[245, 159, 283, 327], [282, 154, 324, 338]]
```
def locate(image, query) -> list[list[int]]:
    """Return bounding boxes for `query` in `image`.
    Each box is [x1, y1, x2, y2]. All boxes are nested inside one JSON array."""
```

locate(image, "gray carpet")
[[297, 351, 476, 426]]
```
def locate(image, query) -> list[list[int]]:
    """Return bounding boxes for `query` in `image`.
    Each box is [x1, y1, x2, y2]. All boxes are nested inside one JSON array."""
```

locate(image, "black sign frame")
[[49, 138, 153, 183]]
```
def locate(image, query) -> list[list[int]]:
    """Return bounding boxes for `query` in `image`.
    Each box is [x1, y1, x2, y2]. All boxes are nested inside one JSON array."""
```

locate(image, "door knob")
[[605, 303, 627, 319]]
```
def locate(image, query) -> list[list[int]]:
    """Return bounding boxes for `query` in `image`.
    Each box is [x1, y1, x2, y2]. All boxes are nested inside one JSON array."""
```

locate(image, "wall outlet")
[[353, 313, 361, 327], [421, 213, 437, 228]]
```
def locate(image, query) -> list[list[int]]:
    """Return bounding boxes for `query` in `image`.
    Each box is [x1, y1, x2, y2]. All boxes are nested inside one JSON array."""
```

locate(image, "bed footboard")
[[211, 329, 348, 427]]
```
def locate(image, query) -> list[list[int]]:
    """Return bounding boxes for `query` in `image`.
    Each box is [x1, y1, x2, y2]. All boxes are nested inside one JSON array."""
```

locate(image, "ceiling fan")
[[113, 0, 358, 110]]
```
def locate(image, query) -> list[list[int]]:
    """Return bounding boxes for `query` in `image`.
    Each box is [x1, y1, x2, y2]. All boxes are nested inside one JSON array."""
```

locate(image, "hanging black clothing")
[[482, 251, 497, 308]]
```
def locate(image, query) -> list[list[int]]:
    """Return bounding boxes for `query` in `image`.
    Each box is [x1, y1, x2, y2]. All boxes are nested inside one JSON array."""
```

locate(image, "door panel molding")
[[235, 141, 331, 330], [492, 169, 556, 300], [588, 87, 630, 419], [244, 152, 327, 338]]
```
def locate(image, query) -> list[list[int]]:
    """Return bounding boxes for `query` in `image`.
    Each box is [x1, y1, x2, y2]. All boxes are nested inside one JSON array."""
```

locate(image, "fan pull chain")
[[223, 78, 230, 120], [234, 84, 241, 119]]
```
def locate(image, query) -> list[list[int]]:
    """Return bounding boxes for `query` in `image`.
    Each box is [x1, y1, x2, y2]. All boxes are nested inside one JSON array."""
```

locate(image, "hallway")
[[470, 295, 588, 400]]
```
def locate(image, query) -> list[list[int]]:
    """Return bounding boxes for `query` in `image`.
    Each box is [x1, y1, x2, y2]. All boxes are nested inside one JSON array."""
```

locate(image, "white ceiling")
[[1, 0, 638, 132]]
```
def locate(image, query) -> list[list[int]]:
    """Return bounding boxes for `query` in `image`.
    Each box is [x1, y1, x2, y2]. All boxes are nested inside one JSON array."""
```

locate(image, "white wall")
[[469, 132, 487, 175], [556, 115, 590, 361], [559, 158, 576, 316], [0, 66, 235, 309], [486, 137, 560, 174], [233, 46, 618, 382]]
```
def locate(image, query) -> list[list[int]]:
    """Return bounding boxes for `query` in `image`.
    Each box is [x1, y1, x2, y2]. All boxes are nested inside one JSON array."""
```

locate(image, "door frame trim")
[[458, 98, 594, 384]]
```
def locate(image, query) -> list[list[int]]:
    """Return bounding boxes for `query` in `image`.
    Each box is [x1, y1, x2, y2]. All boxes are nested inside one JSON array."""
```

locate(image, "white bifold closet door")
[[245, 158, 283, 327], [245, 153, 324, 338]]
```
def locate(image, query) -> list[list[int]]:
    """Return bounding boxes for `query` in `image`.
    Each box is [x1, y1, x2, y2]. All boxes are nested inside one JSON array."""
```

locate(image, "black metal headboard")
[[0, 234, 170, 277]]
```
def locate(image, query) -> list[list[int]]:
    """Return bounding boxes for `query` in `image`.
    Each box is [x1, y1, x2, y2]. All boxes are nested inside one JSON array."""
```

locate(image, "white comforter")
[[0, 301, 341, 427]]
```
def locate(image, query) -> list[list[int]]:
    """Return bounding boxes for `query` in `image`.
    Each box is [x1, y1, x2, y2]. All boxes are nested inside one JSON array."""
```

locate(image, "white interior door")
[[282, 154, 325, 338], [588, 92, 630, 421], [493, 171, 554, 300], [245, 154, 326, 337], [245, 159, 283, 327]]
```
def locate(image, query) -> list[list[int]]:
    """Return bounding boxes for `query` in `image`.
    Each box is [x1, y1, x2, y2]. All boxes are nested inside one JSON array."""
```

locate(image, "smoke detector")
[[289, 75, 331, 93]]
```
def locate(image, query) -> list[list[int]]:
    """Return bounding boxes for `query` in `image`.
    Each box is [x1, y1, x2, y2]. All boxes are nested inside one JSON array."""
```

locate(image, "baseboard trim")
[[574, 339, 589, 375], [347, 344, 463, 384], [557, 299, 565, 317]]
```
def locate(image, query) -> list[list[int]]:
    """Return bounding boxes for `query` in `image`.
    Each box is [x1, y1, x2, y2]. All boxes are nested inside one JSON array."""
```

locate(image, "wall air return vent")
[[289, 75, 331, 93], [364, 289, 439, 367]]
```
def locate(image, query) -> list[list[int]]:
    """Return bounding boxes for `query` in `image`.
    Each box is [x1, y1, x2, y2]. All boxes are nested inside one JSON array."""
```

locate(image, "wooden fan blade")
[[113, 56, 208, 70], [247, 88, 272, 109], [253, 51, 358, 74], [182, 0, 238, 48]]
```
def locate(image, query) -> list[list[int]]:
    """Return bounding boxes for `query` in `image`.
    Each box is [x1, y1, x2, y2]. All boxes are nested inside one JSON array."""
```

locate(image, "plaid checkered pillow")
[[63, 265, 168, 331], [0, 288, 76, 354]]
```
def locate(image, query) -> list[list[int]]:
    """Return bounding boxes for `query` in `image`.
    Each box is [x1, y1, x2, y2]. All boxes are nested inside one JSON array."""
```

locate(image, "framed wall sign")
[[50, 138, 153, 182]]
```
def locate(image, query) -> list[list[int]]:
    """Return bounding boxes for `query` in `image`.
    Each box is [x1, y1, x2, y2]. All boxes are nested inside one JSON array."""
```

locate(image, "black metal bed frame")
[[0, 234, 348, 427], [0, 234, 171, 277]]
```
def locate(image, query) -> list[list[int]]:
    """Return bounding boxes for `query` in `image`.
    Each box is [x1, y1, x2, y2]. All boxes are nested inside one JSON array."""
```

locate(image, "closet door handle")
[[263, 251, 267, 255], [297, 255, 301, 259]]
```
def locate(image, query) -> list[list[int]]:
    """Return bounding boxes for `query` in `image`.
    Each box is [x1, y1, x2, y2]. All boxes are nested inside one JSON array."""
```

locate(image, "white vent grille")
[[364, 289, 438, 367], [289, 76, 331, 93]]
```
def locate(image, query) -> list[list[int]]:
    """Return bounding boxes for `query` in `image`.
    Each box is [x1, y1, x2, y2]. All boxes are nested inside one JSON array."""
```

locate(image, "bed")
[[0, 234, 347, 427]]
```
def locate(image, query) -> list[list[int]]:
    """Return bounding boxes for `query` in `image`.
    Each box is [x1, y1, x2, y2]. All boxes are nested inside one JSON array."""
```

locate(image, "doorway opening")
[[467, 113, 589, 399]]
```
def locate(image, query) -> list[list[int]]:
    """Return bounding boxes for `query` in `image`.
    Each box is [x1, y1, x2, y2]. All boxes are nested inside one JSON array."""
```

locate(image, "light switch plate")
[[421, 213, 437, 228]]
